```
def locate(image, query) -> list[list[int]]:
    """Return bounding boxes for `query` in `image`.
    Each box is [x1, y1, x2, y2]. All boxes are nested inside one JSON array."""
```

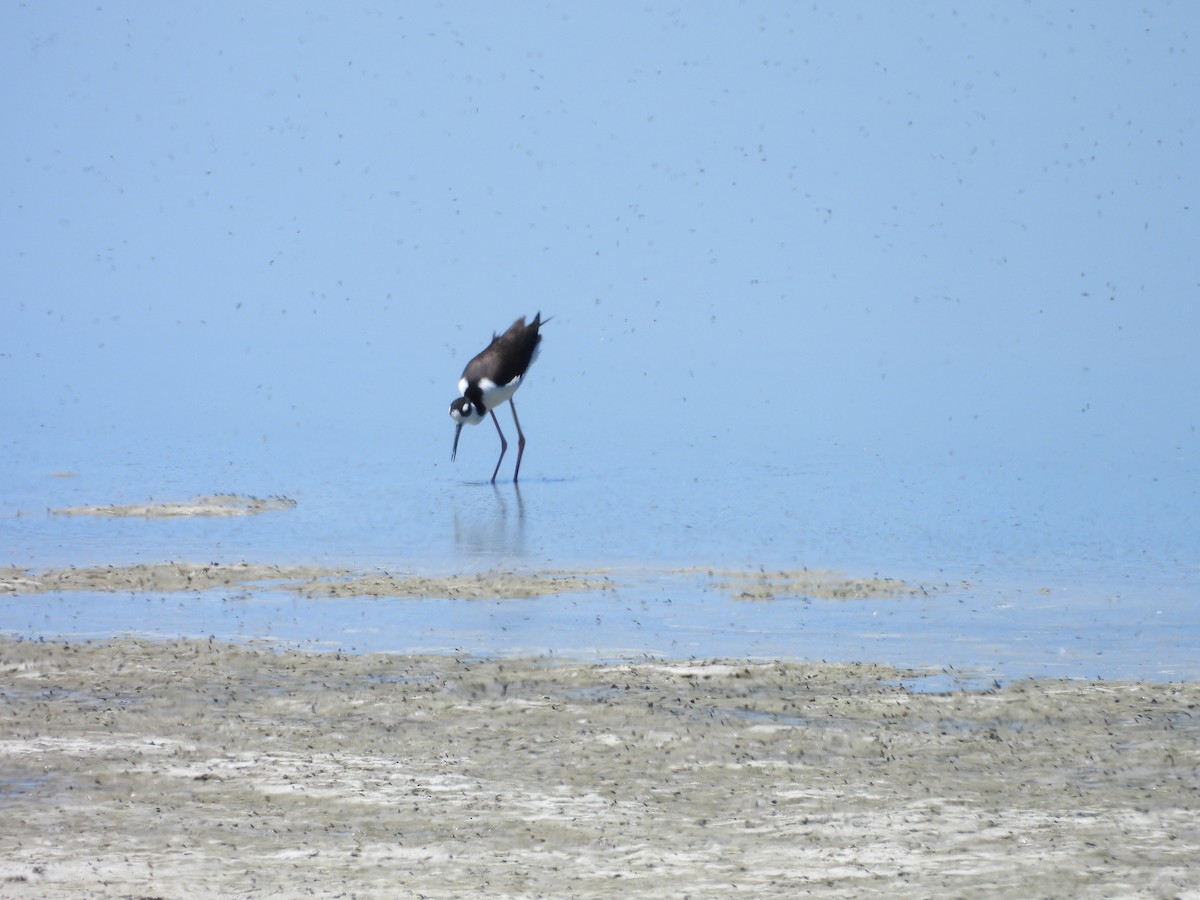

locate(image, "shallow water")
[[2, 427, 1196, 682]]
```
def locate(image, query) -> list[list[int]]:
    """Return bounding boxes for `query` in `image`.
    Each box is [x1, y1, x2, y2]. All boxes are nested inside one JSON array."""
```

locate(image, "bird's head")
[[449, 397, 485, 460]]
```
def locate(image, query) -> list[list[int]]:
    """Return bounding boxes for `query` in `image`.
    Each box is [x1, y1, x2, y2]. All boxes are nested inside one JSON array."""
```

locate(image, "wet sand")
[[49, 494, 298, 518], [0, 561, 616, 600], [0, 561, 930, 602], [1, 636, 1197, 898]]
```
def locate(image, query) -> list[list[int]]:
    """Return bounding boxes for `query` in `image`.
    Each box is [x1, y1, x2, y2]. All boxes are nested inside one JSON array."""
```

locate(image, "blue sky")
[[4, 2, 1198, 479]]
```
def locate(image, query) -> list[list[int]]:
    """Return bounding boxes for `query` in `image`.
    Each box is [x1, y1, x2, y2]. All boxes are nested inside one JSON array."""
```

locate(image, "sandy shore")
[[1, 636, 1197, 898]]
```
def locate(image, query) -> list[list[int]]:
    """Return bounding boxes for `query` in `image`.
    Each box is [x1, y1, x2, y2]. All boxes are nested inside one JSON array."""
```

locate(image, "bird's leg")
[[488, 408, 508, 484], [509, 399, 527, 483]]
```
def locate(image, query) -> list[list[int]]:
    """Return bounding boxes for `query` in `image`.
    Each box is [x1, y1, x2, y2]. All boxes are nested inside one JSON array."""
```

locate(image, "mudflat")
[[1, 636, 1197, 898], [0, 561, 931, 601]]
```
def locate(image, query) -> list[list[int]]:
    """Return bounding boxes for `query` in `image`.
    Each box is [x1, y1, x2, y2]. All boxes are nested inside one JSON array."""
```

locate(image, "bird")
[[449, 312, 547, 483]]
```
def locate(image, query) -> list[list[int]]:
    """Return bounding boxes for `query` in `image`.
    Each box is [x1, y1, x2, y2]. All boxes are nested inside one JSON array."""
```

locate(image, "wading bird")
[[449, 313, 547, 483]]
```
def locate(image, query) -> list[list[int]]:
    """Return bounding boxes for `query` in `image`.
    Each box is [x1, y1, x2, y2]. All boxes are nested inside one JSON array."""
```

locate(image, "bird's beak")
[[451, 422, 463, 461]]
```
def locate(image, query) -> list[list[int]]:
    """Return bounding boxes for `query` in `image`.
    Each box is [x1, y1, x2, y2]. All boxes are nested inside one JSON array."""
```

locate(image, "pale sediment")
[[48, 493, 297, 518], [2, 562, 928, 601], [708, 568, 942, 600], [0, 562, 612, 599], [0, 636, 1196, 898]]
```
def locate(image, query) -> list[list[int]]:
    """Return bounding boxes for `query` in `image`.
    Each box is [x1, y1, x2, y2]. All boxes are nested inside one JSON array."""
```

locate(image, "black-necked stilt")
[[449, 312, 547, 483]]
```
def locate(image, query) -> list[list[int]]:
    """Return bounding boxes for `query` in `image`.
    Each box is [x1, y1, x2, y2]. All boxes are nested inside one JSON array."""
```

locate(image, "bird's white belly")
[[461, 374, 523, 411]]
